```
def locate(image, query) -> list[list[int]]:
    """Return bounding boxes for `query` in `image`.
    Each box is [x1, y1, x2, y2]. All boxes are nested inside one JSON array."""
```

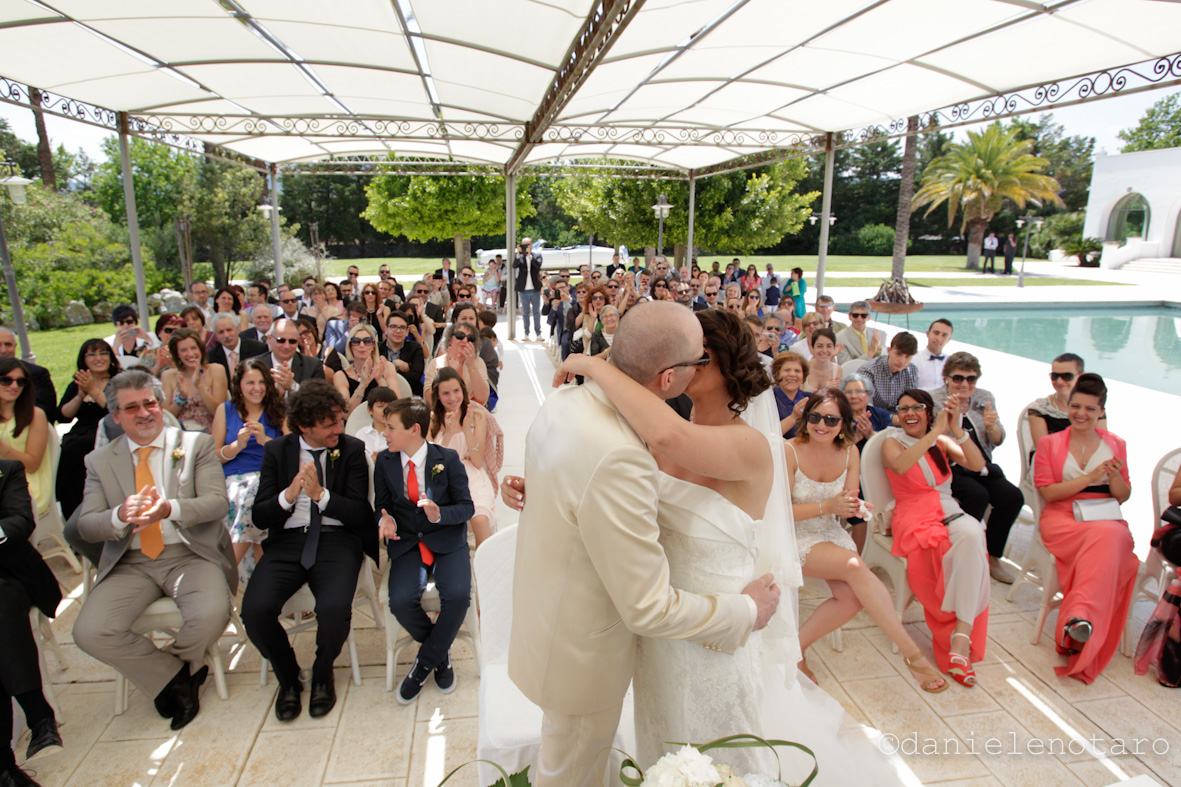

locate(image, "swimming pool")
[[899, 304, 1181, 395]]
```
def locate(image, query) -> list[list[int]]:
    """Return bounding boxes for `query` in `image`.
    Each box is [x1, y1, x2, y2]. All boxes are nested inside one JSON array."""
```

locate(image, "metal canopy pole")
[[269, 163, 283, 285], [505, 170, 517, 341], [0, 211, 32, 362], [686, 174, 696, 270], [815, 132, 835, 299], [117, 112, 151, 331]]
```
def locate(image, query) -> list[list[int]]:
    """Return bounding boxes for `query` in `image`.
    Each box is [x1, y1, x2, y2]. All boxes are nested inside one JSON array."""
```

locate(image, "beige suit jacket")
[[509, 381, 756, 716], [836, 325, 885, 364], [77, 427, 237, 593]]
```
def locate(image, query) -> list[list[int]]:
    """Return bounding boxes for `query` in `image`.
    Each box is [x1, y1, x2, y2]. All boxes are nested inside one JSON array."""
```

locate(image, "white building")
[[1083, 146, 1181, 268]]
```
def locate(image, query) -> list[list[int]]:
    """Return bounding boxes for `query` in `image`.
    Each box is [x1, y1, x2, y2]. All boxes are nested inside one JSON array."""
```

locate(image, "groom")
[[505, 302, 780, 787]]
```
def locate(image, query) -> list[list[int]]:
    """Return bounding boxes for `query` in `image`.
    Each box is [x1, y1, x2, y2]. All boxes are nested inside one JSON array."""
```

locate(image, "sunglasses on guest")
[[452, 332, 474, 342], [272, 337, 299, 345], [1049, 371, 1075, 382], [850, 312, 869, 319], [0, 375, 28, 388], [948, 374, 978, 385], [116, 317, 137, 326], [349, 336, 376, 346], [805, 412, 843, 427]]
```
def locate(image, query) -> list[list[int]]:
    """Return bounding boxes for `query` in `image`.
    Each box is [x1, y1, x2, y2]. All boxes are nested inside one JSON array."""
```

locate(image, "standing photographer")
[[514, 237, 544, 341]]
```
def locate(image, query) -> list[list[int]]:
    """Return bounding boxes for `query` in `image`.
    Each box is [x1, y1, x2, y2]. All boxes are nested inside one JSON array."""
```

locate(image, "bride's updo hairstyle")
[[697, 308, 770, 416], [796, 388, 856, 448]]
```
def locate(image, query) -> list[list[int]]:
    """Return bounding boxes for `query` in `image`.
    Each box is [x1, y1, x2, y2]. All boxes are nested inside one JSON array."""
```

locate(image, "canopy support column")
[[0, 211, 32, 361], [686, 173, 696, 270], [269, 163, 283, 285], [118, 112, 150, 332], [505, 170, 517, 341], [815, 132, 835, 299]]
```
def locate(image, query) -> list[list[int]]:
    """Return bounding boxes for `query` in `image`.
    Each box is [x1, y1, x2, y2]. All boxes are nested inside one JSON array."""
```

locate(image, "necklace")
[[1050, 391, 1068, 412]]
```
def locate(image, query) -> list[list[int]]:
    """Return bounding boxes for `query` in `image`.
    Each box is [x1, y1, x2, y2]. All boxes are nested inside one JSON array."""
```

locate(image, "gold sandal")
[[904, 653, 949, 693]]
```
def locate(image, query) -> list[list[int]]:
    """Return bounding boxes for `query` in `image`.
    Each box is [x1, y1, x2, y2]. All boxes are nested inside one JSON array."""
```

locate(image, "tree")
[[0, 119, 85, 189], [912, 123, 1063, 269], [363, 170, 535, 265], [550, 159, 816, 256], [92, 136, 197, 228], [891, 116, 919, 280], [28, 87, 56, 190], [183, 159, 269, 287], [1118, 91, 1181, 153], [281, 169, 386, 254], [1009, 114, 1094, 211]]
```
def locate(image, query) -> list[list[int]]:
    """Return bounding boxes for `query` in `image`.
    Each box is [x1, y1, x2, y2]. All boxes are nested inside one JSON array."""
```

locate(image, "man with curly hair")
[[242, 380, 375, 722]]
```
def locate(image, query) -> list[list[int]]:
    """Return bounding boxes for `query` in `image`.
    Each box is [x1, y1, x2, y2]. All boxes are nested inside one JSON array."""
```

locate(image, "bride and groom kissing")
[[502, 302, 786, 785]]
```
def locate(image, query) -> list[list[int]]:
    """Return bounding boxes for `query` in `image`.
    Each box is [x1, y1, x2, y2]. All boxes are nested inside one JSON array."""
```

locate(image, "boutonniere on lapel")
[[431, 463, 444, 478], [329, 449, 341, 467], [171, 447, 185, 464]]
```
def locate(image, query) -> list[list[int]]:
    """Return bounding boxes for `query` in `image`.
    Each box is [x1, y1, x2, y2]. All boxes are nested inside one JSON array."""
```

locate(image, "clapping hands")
[[120, 484, 172, 531]]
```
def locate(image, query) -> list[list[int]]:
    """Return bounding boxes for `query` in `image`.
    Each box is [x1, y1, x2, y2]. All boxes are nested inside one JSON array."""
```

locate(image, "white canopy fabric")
[[1, 0, 1180, 173]]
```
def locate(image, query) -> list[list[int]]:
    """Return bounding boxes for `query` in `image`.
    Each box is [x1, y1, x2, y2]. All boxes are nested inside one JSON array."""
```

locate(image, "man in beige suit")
[[504, 303, 780, 786], [835, 300, 884, 364], [73, 370, 235, 731]]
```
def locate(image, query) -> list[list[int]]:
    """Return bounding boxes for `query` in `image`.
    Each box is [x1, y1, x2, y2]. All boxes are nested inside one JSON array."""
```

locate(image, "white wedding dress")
[[632, 390, 910, 785]]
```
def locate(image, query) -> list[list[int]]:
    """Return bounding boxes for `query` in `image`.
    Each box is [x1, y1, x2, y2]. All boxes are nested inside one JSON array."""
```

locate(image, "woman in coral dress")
[[883, 389, 991, 686], [1033, 373, 1136, 684]]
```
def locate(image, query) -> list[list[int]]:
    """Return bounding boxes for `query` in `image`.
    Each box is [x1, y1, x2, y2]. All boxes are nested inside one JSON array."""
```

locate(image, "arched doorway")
[[1173, 208, 1181, 257], [1106, 192, 1150, 242]]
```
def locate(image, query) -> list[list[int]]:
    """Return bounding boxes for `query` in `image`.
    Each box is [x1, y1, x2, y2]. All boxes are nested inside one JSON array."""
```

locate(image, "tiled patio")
[[16, 264, 1180, 785]]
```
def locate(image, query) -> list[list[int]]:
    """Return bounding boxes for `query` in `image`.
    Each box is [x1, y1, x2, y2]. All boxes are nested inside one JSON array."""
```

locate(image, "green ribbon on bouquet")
[[617, 734, 819, 787]]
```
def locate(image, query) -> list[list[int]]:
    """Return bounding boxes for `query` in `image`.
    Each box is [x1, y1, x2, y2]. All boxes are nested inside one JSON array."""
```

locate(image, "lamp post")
[[0, 161, 35, 362], [309, 221, 322, 281], [809, 212, 837, 297], [1015, 215, 1044, 288], [809, 212, 837, 227], [652, 193, 671, 257]]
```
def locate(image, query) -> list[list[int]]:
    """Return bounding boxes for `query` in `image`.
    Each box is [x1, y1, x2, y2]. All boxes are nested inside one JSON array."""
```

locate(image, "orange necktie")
[[135, 446, 164, 559], [407, 460, 434, 567]]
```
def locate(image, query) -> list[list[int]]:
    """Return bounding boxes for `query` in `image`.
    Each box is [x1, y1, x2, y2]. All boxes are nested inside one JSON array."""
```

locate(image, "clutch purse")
[[1073, 497, 1123, 522]]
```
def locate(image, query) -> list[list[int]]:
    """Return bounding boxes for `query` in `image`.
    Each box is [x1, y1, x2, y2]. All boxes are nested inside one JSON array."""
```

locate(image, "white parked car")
[[476, 239, 616, 271]]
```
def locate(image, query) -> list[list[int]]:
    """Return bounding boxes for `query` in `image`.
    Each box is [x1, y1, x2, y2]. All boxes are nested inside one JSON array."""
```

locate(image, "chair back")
[[1152, 447, 1181, 525], [344, 405, 372, 437], [859, 431, 895, 513], [395, 373, 412, 399], [473, 524, 518, 666], [841, 359, 866, 376], [1016, 402, 1041, 514]]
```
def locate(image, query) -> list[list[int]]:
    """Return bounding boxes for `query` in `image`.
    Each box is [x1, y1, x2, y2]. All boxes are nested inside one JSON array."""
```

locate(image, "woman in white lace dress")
[[786, 388, 947, 693]]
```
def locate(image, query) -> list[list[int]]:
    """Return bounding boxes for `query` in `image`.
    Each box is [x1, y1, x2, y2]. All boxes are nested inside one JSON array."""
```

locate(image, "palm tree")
[[912, 123, 1062, 269]]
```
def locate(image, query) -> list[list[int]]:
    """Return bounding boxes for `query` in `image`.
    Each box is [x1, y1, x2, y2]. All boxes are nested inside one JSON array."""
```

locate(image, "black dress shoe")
[[0, 764, 40, 787], [396, 659, 431, 706], [153, 687, 176, 719], [434, 650, 456, 694], [24, 717, 63, 761], [169, 666, 207, 731], [308, 681, 336, 718], [274, 684, 302, 722]]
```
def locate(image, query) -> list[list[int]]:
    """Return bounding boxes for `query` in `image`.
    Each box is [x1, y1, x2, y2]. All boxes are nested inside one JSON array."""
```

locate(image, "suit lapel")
[[162, 428, 179, 498], [325, 441, 336, 489], [387, 452, 405, 499], [109, 438, 135, 500], [423, 444, 441, 500], [286, 434, 302, 481]]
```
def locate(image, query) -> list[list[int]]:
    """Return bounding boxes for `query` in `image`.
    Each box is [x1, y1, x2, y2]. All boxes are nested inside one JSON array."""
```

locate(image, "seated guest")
[[335, 324, 400, 416], [931, 352, 1023, 584], [841, 371, 892, 551], [383, 311, 424, 397], [147, 314, 184, 378], [374, 397, 473, 703], [242, 381, 374, 721], [569, 305, 619, 360], [1028, 352, 1100, 450], [0, 328, 56, 422], [208, 314, 267, 380], [785, 391, 945, 692], [213, 358, 286, 570], [181, 306, 216, 352], [801, 328, 842, 392], [914, 319, 953, 391], [294, 316, 343, 385], [358, 285, 390, 341], [764, 312, 797, 352], [214, 287, 249, 334], [814, 294, 846, 334], [73, 370, 235, 730], [1034, 373, 1136, 684], [772, 351, 809, 438], [860, 332, 919, 413], [239, 304, 275, 343], [161, 328, 228, 433], [402, 297, 436, 357], [451, 302, 499, 393], [107, 305, 160, 370], [429, 369, 497, 548], [0, 358, 52, 520], [883, 389, 990, 687], [789, 312, 822, 360], [423, 325, 490, 407], [256, 319, 326, 398], [0, 461, 64, 785], [356, 387, 399, 459], [276, 286, 302, 321], [57, 339, 115, 520], [301, 285, 344, 338], [836, 301, 884, 364]]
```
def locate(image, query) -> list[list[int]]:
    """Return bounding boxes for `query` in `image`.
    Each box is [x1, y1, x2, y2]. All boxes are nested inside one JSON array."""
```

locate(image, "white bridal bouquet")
[[641, 745, 789, 787]]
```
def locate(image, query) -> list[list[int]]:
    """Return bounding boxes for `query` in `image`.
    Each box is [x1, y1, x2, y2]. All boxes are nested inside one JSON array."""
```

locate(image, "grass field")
[[24, 323, 112, 401]]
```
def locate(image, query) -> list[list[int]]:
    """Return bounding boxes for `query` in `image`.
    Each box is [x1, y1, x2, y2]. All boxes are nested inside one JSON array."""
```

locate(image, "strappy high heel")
[[948, 632, 977, 687], [904, 653, 948, 693]]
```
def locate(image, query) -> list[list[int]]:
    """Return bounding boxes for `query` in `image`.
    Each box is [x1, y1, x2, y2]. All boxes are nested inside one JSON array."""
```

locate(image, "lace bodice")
[[787, 444, 857, 563]]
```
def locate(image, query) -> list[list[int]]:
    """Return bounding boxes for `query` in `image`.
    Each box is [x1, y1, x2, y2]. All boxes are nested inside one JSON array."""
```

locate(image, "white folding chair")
[[1121, 448, 1181, 656], [344, 406, 372, 437], [394, 373, 413, 399], [840, 359, 866, 377], [32, 428, 83, 575], [859, 432, 913, 653], [114, 597, 232, 714]]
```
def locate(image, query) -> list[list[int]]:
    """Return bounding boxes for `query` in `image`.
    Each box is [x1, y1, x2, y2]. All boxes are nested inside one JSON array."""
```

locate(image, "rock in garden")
[[90, 301, 114, 323], [161, 294, 188, 314], [147, 293, 163, 311], [62, 300, 95, 326]]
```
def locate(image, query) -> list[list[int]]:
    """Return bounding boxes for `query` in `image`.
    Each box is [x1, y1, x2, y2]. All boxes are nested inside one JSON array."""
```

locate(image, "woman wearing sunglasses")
[[883, 388, 990, 688], [423, 324, 490, 407], [931, 352, 1024, 585], [335, 323, 400, 415], [1028, 352, 1104, 449], [147, 314, 185, 377], [785, 389, 946, 692], [741, 288, 764, 318], [0, 358, 52, 519]]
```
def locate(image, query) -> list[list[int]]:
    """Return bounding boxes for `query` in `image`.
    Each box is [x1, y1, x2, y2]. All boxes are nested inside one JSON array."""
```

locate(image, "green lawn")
[[25, 323, 112, 400]]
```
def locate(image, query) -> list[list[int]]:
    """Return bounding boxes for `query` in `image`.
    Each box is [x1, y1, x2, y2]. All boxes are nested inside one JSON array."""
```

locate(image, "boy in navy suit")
[[374, 397, 474, 703]]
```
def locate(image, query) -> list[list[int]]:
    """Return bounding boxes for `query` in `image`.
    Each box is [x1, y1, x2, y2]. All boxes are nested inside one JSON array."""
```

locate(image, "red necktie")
[[407, 460, 434, 567]]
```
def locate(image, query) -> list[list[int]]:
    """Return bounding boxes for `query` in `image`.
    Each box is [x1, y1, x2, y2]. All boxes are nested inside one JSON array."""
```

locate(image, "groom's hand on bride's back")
[[743, 573, 781, 631]]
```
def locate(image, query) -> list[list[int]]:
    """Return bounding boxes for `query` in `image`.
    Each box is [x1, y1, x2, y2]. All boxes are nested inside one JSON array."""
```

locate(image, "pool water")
[[919, 305, 1181, 395]]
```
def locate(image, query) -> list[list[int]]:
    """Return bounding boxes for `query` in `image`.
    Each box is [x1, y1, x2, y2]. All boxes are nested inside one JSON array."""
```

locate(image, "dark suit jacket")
[[433, 268, 455, 286], [25, 362, 57, 423], [514, 252, 543, 291], [253, 434, 376, 562], [388, 341, 425, 397], [255, 351, 325, 384], [239, 327, 269, 344], [208, 337, 268, 376], [373, 444, 472, 561], [0, 461, 61, 617], [424, 302, 445, 325]]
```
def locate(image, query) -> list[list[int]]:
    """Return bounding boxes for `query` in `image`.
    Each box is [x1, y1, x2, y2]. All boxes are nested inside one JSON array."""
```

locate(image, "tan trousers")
[[535, 700, 625, 787]]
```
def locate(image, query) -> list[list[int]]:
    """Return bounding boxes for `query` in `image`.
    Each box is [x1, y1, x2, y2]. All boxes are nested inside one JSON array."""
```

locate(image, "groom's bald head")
[[611, 302, 701, 390]]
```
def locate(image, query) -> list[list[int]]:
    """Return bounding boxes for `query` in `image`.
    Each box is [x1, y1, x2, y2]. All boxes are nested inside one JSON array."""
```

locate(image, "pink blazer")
[[1033, 428, 1129, 489]]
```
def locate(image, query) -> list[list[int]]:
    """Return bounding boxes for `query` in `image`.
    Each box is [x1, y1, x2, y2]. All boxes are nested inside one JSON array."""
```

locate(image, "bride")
[[559, 310, 907, 783]]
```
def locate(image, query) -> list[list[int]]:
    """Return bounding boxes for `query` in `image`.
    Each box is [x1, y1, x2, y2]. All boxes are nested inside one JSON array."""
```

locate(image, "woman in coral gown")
[[1033, 373, 1136, 684]]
